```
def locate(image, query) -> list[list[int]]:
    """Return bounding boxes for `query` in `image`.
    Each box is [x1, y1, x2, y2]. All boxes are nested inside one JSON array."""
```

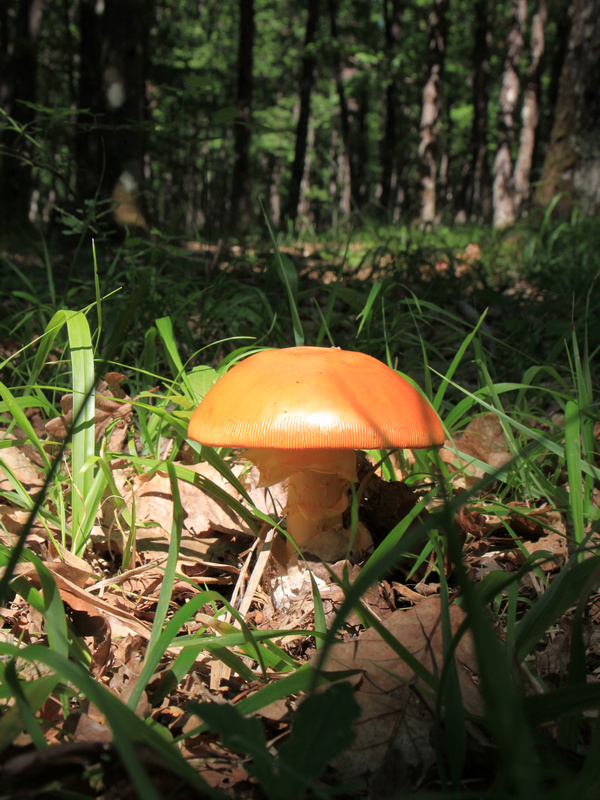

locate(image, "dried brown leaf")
[[0, 436, 45, 490], [14, 560, 152, 640], [44, 376, 133, 444], [318, 595, 481, 793], [442, 413, 511, 481]]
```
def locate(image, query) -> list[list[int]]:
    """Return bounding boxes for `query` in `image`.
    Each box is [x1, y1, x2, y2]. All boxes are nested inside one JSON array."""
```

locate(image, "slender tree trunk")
[[329, 127, 339, 226], [353, 78, 370, 208], [268, 154, 281, 227], [328, 126, 351, 223], [297, 121, 315, 221], [229, 0, 255, 231], [492, 0, 527, 229], [544, 0, 571, 140], [76, 0, 150, 232], [328, 0, 352, 216], [417, 0, 449, 226], [463, 0, 492, 221], [535, 0, 600, 215], [380, 0, 404, 213], [286, 0, 320, 223], [0, 0, 45, 231], [514, 0, 547, 216]]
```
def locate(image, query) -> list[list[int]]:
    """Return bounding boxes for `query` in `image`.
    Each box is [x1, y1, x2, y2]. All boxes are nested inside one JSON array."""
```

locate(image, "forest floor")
[[0, 225, 599, 798]]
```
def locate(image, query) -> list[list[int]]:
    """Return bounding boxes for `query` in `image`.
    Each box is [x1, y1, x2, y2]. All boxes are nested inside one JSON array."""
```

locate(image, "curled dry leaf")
[[506, 532, 568, 571], [0, 433, 45, 491], [45, 374, 133, 447], [442, 413, 511, 482], [316, 595, 481, 794], [460, 502, 568, 577], [12, 559, 152, 641]]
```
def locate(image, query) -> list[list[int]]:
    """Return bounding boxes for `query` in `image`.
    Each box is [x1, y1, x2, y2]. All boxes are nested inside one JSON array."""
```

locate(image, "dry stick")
[[227, 537, 260, 617], [87, 558, 169, 594], [209, 522, 279, 691], [237, 523, 278, 617]]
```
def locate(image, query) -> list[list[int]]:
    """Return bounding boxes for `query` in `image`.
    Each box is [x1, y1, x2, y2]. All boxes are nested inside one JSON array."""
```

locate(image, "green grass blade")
[[3, 660, 49, 750], [515, 555, 600, 663], [145, 460, 183, 655], [156, 316, 194, 395], [564, 399, 585, 548], [0, 642, 220, 799], [66, 310, 96, 555], [0, 382, 52, 470], [355, 281, 382, 337], [127, 590, 227, 711], [433, 309, 487, 410], [309, 570, 327, 651], [0, 672, 59, 753], [260, 198, 304, 346]]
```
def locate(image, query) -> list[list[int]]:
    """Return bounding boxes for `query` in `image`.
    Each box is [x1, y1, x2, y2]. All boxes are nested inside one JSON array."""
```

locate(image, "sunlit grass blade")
[[355, 281, 382, 337], [156, 315, 195, 395], [0, 382, 52, 470], [3, 660, 49, 750], [565, 399, 585, 549], [126, 589, 230, 711], [315, 257, 346, 346], [433, 309, 487, 411], [27, 553, 70, 659], [0, 455, 36, 510], [434, 371, 600, 484], [0, 672, 59, 753], [65, 311, 96, 555], [235, 664, 333, 717], [0, 643, 219, 799], [146, 460, 183, 654], [309, 571, 327, 651], [260, 198, 304, 346]]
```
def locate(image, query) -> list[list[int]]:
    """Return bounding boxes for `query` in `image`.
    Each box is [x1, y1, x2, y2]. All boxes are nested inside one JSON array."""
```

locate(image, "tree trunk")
[[328, 0, 352, 216], [492, 0, 527, 229], [286, 0, 320, 223], [417, 0, 449, 226], [0, 0, 45, 231], [328, 127, 351, 224], [229, 0, 255, 231], [535, 0, 600, 216], [380, 0, 404, 213], [462, 0, 493, 222], [353, 78, 370, 209], [76, 0, 149, 232], [297, 121, 315, 222], [268, 153, 281, 228], [514, 0, 547, 216], [544, 0, 571, 140]]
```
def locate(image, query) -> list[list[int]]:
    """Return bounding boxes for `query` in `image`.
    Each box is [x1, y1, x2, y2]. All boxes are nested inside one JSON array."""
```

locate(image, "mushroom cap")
[[188, 346, 444, 451]]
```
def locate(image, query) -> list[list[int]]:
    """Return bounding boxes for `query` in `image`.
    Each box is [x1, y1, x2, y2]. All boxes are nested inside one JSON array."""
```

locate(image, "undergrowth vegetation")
[[0, 209, 599, 799]]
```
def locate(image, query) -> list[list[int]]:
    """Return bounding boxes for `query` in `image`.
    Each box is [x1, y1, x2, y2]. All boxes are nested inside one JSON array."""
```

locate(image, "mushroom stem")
[[245, 447, 358, 556]]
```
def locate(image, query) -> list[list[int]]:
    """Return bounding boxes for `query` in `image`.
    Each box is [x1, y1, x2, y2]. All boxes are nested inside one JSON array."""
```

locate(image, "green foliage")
[[0, 0, 578, 236], [191, 682, 360, 800]]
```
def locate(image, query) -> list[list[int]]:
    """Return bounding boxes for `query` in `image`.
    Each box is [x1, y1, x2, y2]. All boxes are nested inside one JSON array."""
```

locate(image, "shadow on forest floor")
[[1, 224, 598, 396]]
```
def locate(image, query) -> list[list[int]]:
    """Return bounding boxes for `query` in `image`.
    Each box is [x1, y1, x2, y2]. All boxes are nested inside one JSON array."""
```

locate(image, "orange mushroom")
[[188, 346, 444, 558]]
